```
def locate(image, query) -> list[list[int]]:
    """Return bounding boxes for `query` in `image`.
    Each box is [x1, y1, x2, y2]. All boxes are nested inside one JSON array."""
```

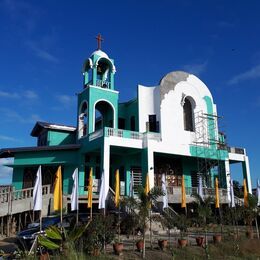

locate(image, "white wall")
[[138, 72, 217, 156]]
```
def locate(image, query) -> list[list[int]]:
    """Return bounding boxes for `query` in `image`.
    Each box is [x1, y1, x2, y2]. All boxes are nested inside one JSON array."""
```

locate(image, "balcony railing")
[[105, 127, 144, 140], [165, 186, 228, 197], [96, 79, 111, 89], [228, 146, 245, 155]]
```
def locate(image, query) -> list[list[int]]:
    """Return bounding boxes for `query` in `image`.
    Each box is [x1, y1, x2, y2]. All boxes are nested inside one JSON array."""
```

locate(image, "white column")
[[225, 159, 231, 203], [102, 138, 110, 203], [148, 148, 154, 188], [244, 155, 252, 194]]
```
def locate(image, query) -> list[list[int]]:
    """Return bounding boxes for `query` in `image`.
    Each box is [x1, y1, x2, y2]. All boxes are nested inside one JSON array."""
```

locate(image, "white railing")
[[96, 79, 111, 89], [89, 129, 103, 141], [144, 132, 161, 141]]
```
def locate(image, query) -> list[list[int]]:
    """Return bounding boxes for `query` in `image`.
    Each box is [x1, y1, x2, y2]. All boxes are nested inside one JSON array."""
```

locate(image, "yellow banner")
[[215, 177, 220, 209], [181, 175, 186, 208], [53, 166, 62, 211], [87, 168, 93, 208], [115, 169, 120, 207]]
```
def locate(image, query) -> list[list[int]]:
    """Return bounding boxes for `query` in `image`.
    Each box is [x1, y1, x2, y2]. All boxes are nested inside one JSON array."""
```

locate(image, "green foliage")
[[242, 193, 259, 228], [83, 214, 116, 252], [38, 235, 60, 250], [233, 180, 243, 198], [192, 194, 214, 226], [122, 186, 165, 233], [38, 222, 90, 253]]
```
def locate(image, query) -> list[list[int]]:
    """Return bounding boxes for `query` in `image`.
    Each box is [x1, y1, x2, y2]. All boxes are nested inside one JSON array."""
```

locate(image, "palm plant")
[[122, 186, 164, 258], [38, 222, 90, 258]]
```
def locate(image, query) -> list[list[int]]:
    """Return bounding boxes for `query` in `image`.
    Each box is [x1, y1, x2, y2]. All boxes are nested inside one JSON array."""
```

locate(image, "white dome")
[[91, 49, 109, 59]]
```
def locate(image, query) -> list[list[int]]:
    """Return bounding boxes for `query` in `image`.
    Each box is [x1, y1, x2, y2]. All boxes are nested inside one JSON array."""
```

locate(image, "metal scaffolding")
[[193, 110, 228, 188]]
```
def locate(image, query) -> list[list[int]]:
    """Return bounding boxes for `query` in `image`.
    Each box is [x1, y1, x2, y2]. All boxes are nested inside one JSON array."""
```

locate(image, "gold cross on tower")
[[96, 33, 104, 50]]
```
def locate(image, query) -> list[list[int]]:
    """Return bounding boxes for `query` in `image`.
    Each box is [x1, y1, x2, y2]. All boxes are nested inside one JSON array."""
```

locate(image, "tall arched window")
[[183, 98, 194, 131]]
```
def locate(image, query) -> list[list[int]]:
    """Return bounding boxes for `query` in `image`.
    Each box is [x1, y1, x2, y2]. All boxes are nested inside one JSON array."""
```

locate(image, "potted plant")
[[242, 194, 259, 239], [122, 186, 164, 258], [192, 194, 214, 246], [158, 239, 168, 250], [113, 239, 124, 255], [175, 214, 190, 248], [136, 239, 144, 252], [83, 214, 116, 255]]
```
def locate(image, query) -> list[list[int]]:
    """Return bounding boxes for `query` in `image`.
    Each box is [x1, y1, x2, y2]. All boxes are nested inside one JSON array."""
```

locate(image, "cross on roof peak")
[[96, 33, 104, 50]]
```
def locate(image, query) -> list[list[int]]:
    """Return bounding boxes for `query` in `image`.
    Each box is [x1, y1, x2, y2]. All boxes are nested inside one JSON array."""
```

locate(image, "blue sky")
[[0, 0, 259, 186]]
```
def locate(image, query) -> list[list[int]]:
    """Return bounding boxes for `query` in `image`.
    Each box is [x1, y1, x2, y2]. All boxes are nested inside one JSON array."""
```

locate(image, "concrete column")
[[141, 148, 154, 189], [224, 159, 231, 203], [243, 155, 252, 194], [101, 139, 110, 204]]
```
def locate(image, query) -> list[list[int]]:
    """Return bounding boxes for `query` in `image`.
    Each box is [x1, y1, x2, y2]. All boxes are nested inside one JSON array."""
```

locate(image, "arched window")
[[183, 98, 194, 131]]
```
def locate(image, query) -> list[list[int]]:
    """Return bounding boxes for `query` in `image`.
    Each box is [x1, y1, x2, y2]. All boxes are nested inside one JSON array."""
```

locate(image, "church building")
[[0, 38, 252, 213]]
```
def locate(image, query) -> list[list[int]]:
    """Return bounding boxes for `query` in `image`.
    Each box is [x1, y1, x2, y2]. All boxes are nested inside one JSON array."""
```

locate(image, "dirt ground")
[[0, 236, 18, 254]]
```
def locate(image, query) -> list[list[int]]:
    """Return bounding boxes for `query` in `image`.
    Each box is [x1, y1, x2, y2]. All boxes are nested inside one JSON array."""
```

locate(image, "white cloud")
[[0, 135, 19, 142], [26, 41, 59, 63], [58, 95, 76, 105], [0, 89, 38, 100], [182, 61, 208, 76], [0, 91, 19, 98], [228, 65, 260, 85], [217, 21, 235, 28], [23, 90, 38, 99], [0, 158, 13, 185], [0, 108, 42, 124]]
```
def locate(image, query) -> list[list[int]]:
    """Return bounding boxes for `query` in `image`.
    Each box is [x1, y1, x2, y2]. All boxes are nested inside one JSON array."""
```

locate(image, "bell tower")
[[77, 34, 118, 139]]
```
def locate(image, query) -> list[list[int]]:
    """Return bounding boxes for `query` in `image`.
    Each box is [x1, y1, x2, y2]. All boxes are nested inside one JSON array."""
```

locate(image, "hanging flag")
[[53, 166, 63, 211], [98, 170, 106, 209], [243, 179, 248, 207], [198, 175, 203, 200], [162, 173, 168, 209], [33, 166, 42, 211], [215, 177, 220, 209], [257, 179, 260, 207], [230, 179, 235, 208], [145, 174, 150, 196], [71, 168, 79, 211], [114, 169, 120, 207], [129, 171, 134, 197], [181, 175, 186, 208], [87, 168, 93, 208]]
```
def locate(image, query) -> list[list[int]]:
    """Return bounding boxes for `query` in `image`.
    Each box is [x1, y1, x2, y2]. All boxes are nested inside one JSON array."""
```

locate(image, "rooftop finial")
[[96, 33, 104, 50]]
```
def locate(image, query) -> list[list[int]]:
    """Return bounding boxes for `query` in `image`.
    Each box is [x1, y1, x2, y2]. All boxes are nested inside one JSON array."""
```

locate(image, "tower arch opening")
[[94, 100, 114, 132], [96, 58, 113, 88]]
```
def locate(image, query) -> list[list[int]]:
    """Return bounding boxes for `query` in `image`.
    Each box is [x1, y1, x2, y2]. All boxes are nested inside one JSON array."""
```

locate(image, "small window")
[[183, 98, 194, 131], [148, 115, 157, 132], [118, 118, 126, 130], [130, 116, 135, 131]]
